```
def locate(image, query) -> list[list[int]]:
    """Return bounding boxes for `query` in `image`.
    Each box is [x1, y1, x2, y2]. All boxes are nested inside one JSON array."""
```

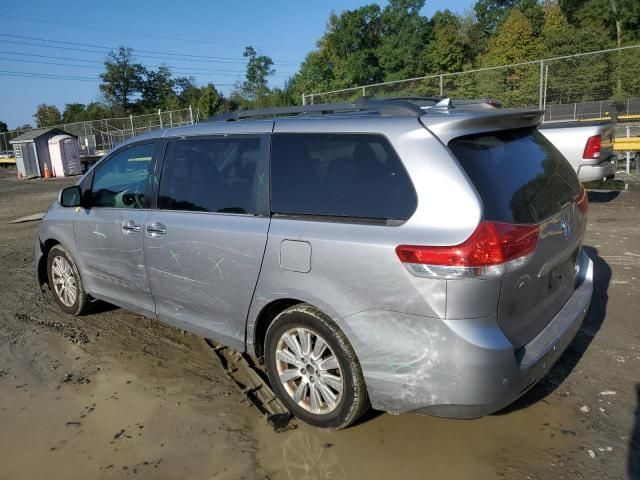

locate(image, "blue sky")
[[0, 0, 473, 129]]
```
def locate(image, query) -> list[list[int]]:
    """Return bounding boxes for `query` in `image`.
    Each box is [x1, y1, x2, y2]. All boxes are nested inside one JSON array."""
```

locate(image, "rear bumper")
[[341, 249, 593, 417], [577, 158, 616, 182]]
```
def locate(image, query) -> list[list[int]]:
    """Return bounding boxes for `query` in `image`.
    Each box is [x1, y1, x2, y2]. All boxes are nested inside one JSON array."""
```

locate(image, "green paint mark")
[[388, 355, 425, 372], [207, 256, 224, 280], [169, 250, 181, 266], [92, 225, 106, 239]]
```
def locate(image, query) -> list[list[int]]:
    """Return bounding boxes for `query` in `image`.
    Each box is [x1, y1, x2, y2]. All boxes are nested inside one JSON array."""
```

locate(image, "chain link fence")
[[0, 107, 195, 155], [302, 45, 640, 123]]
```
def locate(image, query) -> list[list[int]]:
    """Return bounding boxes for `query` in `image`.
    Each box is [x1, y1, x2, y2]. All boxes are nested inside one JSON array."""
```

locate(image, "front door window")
[[91, 143, 156, 209]]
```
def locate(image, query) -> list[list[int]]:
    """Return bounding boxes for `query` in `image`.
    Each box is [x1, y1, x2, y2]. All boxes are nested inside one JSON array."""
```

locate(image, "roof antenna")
[[433, 98, 451, 109]]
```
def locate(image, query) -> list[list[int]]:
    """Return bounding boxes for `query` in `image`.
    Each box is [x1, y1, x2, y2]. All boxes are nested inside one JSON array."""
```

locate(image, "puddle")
[[0, 329, 258, 480], [255, 400, 574, 479]]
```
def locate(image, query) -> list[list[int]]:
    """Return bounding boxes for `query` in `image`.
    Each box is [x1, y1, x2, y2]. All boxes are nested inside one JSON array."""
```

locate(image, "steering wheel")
[[120, 189, 145, 209]]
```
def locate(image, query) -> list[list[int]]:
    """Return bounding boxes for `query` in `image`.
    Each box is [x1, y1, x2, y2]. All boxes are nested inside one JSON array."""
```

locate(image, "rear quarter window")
[[270, 133, 417, 222], [449, 127, 581, 224]]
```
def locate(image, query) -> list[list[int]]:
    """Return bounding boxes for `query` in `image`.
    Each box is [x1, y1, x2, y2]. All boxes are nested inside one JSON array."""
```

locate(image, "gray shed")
[[10, 127, 77, 178]]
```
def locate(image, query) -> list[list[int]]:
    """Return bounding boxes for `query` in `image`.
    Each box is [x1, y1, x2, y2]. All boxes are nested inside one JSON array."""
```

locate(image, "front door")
[[144, 134, 270, 350], [74, 141, 159, 317]]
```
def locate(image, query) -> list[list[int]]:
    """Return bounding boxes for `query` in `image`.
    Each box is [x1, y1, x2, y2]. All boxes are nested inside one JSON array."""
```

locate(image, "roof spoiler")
[[423, 110, 544, 144]]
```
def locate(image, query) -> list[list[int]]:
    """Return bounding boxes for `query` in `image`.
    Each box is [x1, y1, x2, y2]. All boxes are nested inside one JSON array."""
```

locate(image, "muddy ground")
[[0, 168, 638, 480]]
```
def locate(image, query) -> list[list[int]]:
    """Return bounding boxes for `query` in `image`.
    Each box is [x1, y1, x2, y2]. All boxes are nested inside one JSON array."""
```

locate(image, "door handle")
[[146, 222, 166, 237], [121, 220, 141, 234]]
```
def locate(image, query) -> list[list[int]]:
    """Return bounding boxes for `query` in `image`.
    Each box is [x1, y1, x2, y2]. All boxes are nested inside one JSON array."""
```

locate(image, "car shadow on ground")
[[630, 384, 640, 480], [587, 191, 620, 203], [496, 246, 610, 414]]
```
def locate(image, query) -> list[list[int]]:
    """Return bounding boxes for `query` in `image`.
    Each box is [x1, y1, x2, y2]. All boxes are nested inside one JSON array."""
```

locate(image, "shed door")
[[61, 139, 82, 175], [17, 143, 39, 177]]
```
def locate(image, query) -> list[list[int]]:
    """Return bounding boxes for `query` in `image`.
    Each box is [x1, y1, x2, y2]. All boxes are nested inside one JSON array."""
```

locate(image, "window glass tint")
[[91, 143, 156, 208], [158, 136, 266, 215], [271, 133, 416, 221], [449, 127, 581, 224]]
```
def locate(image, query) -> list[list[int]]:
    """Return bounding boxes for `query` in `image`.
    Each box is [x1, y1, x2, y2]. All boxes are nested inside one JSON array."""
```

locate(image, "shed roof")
[[9, 127, 74, 143]]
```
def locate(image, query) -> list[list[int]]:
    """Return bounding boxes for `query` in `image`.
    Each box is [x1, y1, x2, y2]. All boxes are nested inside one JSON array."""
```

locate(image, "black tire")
[[264, 304, 369, 430], [46, 244, 91, 316]]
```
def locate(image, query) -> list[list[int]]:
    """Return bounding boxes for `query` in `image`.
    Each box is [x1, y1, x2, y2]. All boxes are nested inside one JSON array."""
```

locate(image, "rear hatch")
[[449, 127, 586, 349]]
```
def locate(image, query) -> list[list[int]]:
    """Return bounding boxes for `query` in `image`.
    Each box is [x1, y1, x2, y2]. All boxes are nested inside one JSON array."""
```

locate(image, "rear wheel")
[[264, 304, 369, 430], [47, 245, 90, 316]]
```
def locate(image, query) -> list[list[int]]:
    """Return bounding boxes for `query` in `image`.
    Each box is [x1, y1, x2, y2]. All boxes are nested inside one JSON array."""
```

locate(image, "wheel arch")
[[37, 238, 62, 288], [251, 298, 303, 360], [249, 295, 360, 364]]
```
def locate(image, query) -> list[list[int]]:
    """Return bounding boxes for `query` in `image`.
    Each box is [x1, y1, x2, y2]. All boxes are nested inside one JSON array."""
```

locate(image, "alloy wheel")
[[275, 327, 344, 415], [51, 256, 77, 308]]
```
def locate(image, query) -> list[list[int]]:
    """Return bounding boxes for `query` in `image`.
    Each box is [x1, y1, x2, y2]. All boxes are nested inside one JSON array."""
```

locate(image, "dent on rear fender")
[[340, 309, 515, 412]]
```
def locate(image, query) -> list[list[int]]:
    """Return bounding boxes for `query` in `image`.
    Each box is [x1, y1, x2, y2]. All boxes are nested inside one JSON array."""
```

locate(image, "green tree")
[[287, 50, 336, 103], [196, 84, 223, 118], [140, 66, 175, 111], [425, 10, 466, 74], [322, 5, 383, 88], [542, 5, 611, 104], [241, 46, 275, 107], [479, 8, 543, 106], [474, 0, 543, 34], [174, 76, 201, 110], [481, 9, 542, 66], [0, 121, 8, 133], [289, 4, 384, 101], [99, 47, 146, 113], [85, 102, 111, 121], [560, 0, 640, 46], [378, 0, 431, 81], [261, 87, 296, 108], [62, 103, 88, 123], [33, 104, 62, 128]]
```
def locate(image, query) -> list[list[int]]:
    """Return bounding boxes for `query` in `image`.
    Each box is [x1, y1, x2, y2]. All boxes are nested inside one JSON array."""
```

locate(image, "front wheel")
[[264, 304, 369, 430], [47, 244, 91, 316]]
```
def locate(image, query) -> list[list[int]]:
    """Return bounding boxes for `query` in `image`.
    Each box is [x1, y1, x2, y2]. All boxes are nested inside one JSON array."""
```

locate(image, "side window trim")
[[150, 139, 168, 210], [89, 139, 161, 210], [157, 133, 270, 217]]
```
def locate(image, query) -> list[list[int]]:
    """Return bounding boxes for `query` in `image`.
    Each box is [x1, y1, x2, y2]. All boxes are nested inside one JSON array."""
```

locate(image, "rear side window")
[[449, 127, 581, 224], [158, 135, 268, 215], [270, 133, 416, 221]]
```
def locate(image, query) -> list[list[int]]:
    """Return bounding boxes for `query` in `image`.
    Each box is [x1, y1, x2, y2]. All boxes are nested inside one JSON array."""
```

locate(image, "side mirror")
[[58, 186, 83, 208]]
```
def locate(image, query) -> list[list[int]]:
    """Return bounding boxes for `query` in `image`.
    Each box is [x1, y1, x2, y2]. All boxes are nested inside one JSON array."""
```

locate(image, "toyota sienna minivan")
[[37, 99, 593, 430]]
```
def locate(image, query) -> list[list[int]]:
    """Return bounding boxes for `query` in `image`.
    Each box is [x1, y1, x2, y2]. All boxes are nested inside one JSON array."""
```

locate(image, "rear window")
[[449, 127, 581, 224], [270, 133, 417, 221]]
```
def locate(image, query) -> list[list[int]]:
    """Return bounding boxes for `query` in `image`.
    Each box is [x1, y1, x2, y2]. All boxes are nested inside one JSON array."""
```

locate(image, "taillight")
[[583, 135, 601, 159], [576, 186, 588, 215], [396, 221, 539, 279]]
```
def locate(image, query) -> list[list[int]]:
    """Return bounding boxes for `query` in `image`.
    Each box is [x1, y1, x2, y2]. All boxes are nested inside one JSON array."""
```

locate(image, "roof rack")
[[206, 98, 424, 122]]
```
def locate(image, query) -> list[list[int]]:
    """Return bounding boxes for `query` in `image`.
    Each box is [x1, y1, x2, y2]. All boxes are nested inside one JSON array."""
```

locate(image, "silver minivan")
[[36, 100, 593, 430]]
